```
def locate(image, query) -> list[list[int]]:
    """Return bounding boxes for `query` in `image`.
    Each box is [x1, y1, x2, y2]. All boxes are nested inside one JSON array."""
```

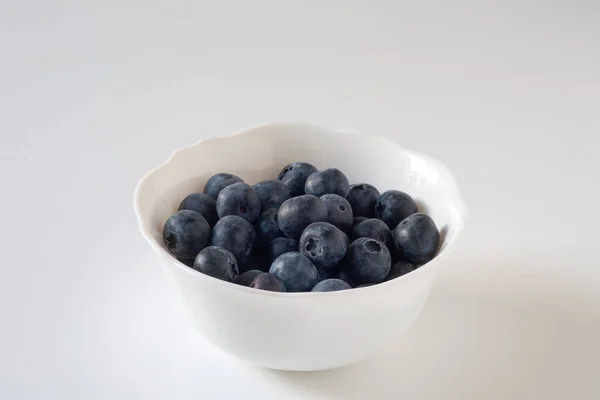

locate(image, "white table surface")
[[1, 1, 599, 399]]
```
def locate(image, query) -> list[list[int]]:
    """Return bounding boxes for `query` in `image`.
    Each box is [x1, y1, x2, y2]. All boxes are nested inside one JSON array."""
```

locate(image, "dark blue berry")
[[253, 209, 283, 249], [304, 168, 350, 197], [277, 195, 327, 240], [269, 252, 318, 292], [345, 183, 380, 218], [386, 260, 416, 281], [356, 283, 374, 288], [216, 182, 261, 223], [311, 278, 351, 292], [203, 173, 243, 200], [162, 210, 210, 260], [210, 215, 256, 267], [344, 238, 391, 284], [236, 269, 263, 286], [252, 180, 291, 211], [320, 194, 353, 234], [393, 213, 439, 264], [178, 192, 218, 227], [193, 246, 239, 282], [277, 162, 318, 196], [266, 237, 299, 263], [250, 273, 286, 292], [352, 218, 393, 253], [375, 190, 418, 229], [299, 222, 348, 269]]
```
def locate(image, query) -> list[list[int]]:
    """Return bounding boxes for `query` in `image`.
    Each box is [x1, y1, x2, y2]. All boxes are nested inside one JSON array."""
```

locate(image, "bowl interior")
[[135, 123, 466, 269]]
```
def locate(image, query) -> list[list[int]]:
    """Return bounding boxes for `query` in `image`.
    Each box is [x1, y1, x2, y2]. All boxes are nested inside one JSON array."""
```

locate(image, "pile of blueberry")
[[162, 162, 440, 293]]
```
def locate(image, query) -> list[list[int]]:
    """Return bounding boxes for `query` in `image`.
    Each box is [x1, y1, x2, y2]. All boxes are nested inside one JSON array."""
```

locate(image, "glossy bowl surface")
[[134, 123, 467, 371]]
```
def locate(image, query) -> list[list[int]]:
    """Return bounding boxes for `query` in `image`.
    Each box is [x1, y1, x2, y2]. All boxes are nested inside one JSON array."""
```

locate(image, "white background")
[[1, 1, 599, 399]]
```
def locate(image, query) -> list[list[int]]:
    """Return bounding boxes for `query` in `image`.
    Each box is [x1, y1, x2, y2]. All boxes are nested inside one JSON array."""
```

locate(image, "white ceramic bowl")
[[134, 123, 467, 371]]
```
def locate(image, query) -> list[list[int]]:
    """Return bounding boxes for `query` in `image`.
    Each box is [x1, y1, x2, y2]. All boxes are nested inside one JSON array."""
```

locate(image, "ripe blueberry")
[[393, 213, 440, 264], [162, 210, 210, 260], [210, 215, 256, 267], [178, 192, 218, 227], [277, 195, 327, 240], [320, 194, 353, 234], [193, 246, 239, 282], [304, 168, 350, 197], [344, 237, 391, 284], [252, 180, 291, 211], [269, 252, 318, 292], [346, 183, 380, 218], [352, 218, 393, 253], [277, 162, 317, 196], [299, 222, 348, 269], [375, 190, 418, 229], [203, 173, 243, 200], [216, 182, 261, 223]]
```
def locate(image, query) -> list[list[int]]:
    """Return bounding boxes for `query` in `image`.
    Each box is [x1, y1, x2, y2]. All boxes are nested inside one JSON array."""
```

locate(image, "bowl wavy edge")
[[133, 122, 469, 298]]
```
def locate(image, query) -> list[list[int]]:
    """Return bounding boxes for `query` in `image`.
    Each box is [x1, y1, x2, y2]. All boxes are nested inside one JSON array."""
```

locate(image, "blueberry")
[[216, 182, 261, 223], [344, 238, 391, 284], [266, 237, 299, 263], [277, 195, 327, 240], [236, 269, 263, 286], [320, 194, 353, 234], [253, 209, 284, 249], [250, 273, 287, 292], [393, 213, 440, 264], [304, 168, 350, 197], [375, 190, 418, 229], [346, 183, 380, 218], [204, 173, 243, 200], [210, 215, 256, 267], [299, 222, 348, 269], [311, 278, 351, 292], [162, 210, 210, 260], [352, 218, 393, 253], [386, 260, 416, 281], [252, 180, 291, 211], [269, 252, 318, 292], [178, 192, 218, 227], [277, 162, 318, 196], [356, 283, 374, 288], [193, 246, 239, 282]]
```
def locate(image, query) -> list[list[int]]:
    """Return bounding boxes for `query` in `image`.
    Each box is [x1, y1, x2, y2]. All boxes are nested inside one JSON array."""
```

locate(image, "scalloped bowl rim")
[[133, 122, 468, 298]]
